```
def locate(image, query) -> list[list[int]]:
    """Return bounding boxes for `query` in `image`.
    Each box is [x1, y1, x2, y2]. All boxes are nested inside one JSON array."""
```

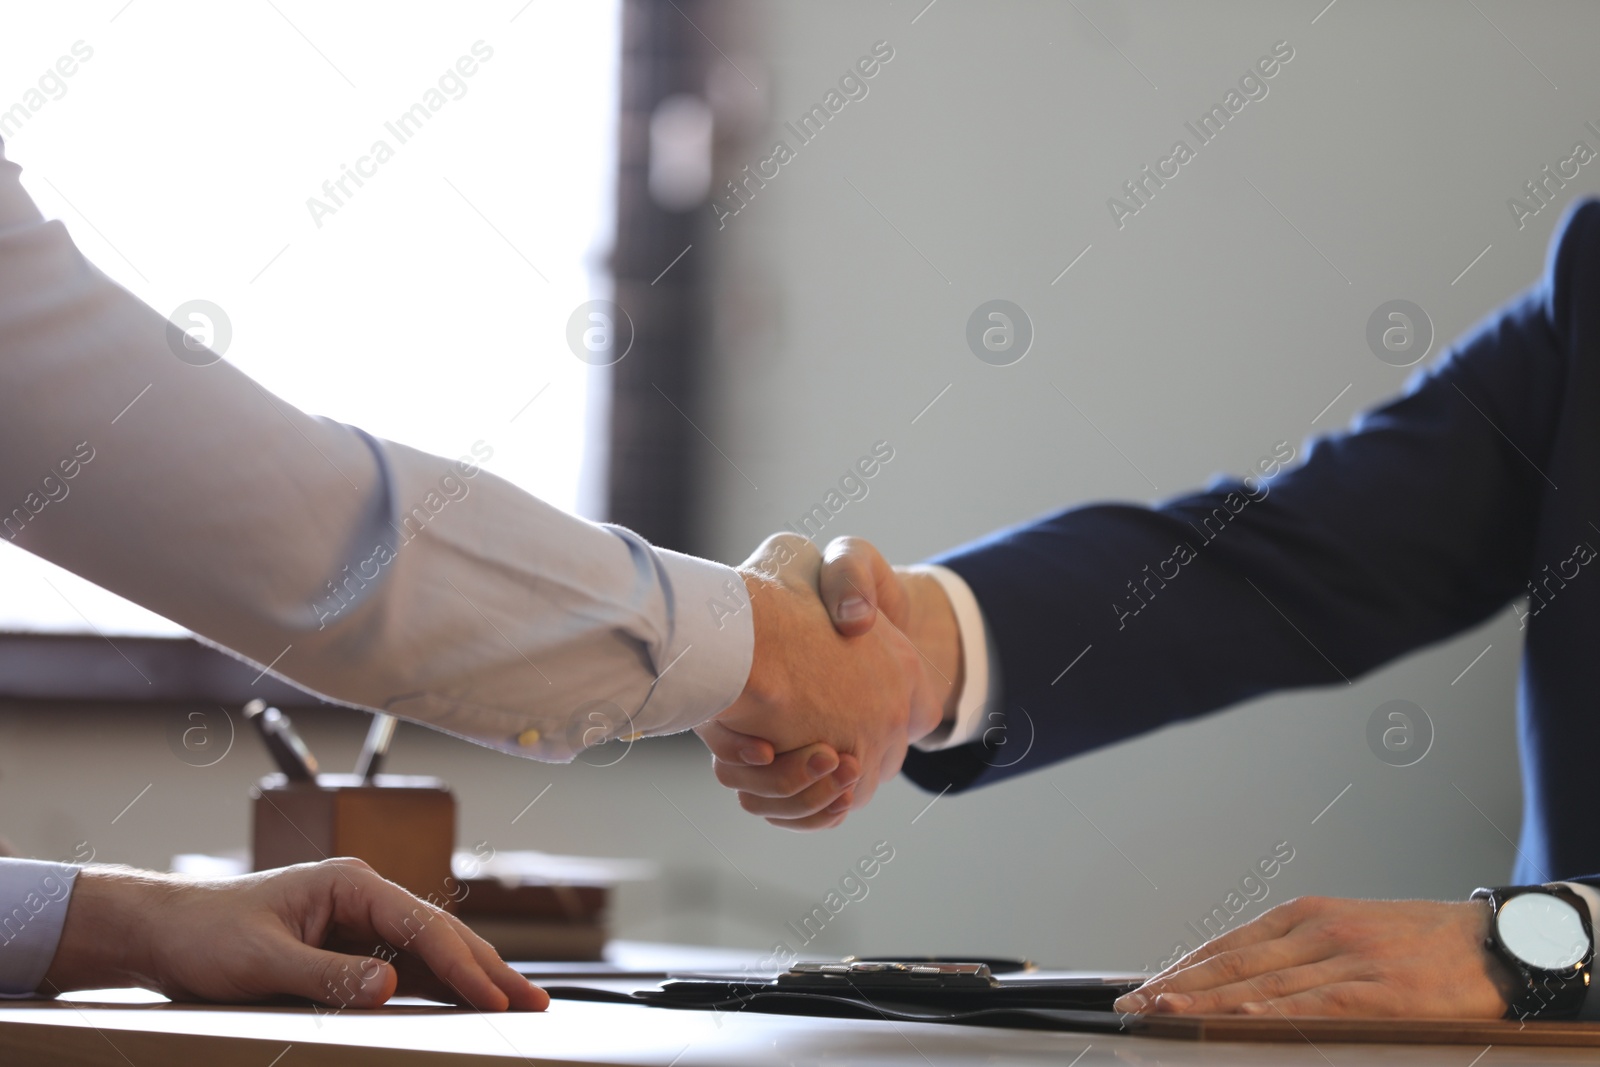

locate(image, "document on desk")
[[547, 961, 1144, 1034], [544, 961, 1600, 1046]]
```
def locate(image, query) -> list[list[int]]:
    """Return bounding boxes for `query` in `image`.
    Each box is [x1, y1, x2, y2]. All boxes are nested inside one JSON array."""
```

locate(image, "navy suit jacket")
[[904, 199, 1600, 887]]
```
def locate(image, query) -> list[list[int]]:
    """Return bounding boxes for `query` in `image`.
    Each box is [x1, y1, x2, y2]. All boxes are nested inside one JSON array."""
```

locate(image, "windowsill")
[[0, 631, 329, 708]]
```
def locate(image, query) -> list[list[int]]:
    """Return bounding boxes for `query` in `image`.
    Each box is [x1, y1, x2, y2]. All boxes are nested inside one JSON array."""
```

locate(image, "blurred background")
[[2, 0, 1597, 970]]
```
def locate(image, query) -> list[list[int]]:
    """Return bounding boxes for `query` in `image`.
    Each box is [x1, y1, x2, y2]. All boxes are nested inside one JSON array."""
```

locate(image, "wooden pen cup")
[[251, 773, 457, 909]]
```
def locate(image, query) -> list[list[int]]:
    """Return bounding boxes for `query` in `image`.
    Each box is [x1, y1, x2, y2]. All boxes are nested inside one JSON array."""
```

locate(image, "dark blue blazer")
[[904, 199, 1600, 886]]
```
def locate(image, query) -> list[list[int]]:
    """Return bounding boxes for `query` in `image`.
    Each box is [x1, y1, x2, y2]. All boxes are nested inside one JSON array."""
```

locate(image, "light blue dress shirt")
[[0, 859, 78, 997], [0, 131, 756, 988], [0, 137, 754, 763]]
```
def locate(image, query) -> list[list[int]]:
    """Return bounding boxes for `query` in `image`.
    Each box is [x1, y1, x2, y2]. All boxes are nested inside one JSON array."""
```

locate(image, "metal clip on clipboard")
[[776, 961, 999, 991]]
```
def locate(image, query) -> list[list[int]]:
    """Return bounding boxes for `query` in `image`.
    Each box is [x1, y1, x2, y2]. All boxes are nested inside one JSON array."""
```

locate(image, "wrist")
[[733, 567, 786, 710], [899, 567, 963, 729], [1472, 884, 1595, 1019], [729, 533, 814, 713], [42, 867, 165, 994], [1467, 898, 1524, 1012]]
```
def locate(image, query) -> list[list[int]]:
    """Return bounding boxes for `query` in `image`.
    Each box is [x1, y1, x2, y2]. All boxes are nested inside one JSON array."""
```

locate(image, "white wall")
[[4, 0, 1598, 975], [685, 0, 1599, 967]]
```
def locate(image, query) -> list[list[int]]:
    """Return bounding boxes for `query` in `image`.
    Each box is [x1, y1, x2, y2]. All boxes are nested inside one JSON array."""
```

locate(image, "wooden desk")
[[5, 945, 1600, 1066], [9, 993, 1600, 1067]]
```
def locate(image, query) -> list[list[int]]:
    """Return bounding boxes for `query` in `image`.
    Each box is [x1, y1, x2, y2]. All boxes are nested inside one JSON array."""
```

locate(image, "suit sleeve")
[[904, 200, 1598, 794]]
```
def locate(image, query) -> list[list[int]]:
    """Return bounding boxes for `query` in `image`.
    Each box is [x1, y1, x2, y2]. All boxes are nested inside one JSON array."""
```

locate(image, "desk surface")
[[4, 943, 1599, 1067], [8, 997, 1600, 1067]]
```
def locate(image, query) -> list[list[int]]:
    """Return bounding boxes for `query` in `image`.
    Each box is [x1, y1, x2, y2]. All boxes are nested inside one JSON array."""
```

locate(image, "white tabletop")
[[6, 996, 1600, 1066], [3, 943, 1597, 1066]]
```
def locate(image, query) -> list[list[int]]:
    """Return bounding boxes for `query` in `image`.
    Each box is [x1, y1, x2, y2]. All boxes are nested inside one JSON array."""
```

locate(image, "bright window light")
[[0, 0, 620, 636]]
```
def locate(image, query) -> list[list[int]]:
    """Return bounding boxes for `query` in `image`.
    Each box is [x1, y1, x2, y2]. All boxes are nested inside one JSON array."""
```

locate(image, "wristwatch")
[[1471, 884, 1594, 1020]]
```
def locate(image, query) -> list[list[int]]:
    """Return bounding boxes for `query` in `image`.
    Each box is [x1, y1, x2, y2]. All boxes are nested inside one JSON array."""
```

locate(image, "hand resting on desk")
[[41, 858, 548, 1012], [1113, 896, 1516, 1018]]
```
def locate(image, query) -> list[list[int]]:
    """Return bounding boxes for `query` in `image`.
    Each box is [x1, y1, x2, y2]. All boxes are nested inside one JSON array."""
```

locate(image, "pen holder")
[[251, 773, 457, 910]]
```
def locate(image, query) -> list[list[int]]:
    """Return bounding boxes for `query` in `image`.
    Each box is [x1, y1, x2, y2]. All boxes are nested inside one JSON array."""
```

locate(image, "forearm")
[[912, 255, 1574, 790], [0, 146, 752, 762], [40, 867, 161, 996]]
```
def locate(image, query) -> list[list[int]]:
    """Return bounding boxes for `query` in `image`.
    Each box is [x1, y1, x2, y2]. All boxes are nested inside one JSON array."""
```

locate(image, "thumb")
[[820, 536, 904, 637], [267, 938, 398, 1009]]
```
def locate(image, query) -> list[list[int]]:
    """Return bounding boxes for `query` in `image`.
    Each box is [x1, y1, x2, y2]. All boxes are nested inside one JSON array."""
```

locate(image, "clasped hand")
[[697, 534, 957, 830]]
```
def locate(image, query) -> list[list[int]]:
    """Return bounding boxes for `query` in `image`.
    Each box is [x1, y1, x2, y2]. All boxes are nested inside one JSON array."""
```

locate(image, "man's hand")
[[697, 534, 944, 830], [698, 535, 961, 828], [1113, 896, 1518, 1018], [42, 860, 548, 1011]]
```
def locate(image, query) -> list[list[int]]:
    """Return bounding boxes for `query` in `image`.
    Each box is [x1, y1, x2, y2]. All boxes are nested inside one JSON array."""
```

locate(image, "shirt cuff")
[[0, 859, 79, 998], [907, 564, 1001, 752], [625, 539, 755, 739], [1558, 881, 1600, 1019]]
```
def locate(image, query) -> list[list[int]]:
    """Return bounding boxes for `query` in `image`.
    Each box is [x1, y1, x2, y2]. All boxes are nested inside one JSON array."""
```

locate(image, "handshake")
[[695, 533, 963, 831]]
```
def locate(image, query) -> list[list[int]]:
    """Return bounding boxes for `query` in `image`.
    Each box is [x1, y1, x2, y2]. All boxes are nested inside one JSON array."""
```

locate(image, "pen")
[[243, 698, 319, 782], [355, 712, 397, 781]]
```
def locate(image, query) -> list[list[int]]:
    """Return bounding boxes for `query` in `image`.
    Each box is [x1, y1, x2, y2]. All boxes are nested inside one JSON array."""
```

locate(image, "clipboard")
[[545, 960, 1600, 1046], [546, 960, 1141, 1033]]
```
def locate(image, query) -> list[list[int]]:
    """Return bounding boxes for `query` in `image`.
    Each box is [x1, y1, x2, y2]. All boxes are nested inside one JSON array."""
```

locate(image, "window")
[[0, 1, 620, 637]]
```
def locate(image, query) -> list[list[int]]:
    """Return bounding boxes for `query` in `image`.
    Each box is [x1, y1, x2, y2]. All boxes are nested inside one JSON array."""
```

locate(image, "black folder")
[[547, 961, 1144, 1033]]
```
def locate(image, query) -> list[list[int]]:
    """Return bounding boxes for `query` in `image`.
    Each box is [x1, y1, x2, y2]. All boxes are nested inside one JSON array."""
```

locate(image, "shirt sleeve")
[[0, 144, 752, 762], [907, 564, 1002, 751], [0, 860, 79, 998]]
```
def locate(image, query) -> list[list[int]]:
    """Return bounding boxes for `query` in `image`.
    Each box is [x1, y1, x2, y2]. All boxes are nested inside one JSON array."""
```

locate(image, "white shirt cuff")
[[621, 539, 755, 739], [1558, 881, 1600, 1019], [0, 859, 79, 998], [907, 564, 1001, 752]]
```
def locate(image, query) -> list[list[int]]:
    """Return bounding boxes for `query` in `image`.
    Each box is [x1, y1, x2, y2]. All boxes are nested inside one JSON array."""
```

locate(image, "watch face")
[[1498, 893, 1590, 970]]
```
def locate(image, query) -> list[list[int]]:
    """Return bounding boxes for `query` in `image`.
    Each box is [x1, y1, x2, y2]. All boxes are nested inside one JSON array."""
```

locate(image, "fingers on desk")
[[263, 931, 399, 1011], [1115, 899, 1312, 1014], [1147, 960, 1354, 1015], [324, 861, 549, 1012]]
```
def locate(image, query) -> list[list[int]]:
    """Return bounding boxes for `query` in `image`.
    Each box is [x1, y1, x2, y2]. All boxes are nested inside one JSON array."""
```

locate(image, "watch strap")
[[1472, 884, 1594, 1021]]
